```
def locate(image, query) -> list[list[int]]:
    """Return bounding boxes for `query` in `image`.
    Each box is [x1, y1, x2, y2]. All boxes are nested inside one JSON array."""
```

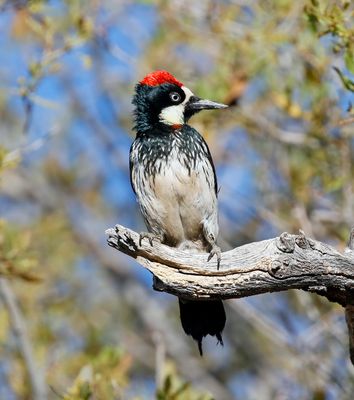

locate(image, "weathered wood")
[[106, 225, 354, 304], [345, 228, 354, 364], [106, 224, 354, 364]]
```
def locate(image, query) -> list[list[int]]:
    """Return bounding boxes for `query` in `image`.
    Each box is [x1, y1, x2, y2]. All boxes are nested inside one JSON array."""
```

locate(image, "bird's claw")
[[207, 244, 221, 270], [139, 232, 162, 247]]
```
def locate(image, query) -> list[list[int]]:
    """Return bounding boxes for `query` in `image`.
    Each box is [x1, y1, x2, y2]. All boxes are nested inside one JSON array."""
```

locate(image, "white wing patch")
[[159, 86, 194, 125]]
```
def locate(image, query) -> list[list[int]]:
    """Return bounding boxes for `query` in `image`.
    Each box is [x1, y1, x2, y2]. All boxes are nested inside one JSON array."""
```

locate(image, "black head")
[[132, 70, 228, 133]]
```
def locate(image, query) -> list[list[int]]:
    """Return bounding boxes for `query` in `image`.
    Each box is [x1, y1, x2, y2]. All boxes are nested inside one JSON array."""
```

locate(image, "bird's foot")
[[207, 244, 221, 270], [139, 232, 162, 247]]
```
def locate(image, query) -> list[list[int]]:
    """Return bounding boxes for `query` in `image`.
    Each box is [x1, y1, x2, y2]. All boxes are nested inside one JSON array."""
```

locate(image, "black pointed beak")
[[185, 96, 228, 111]]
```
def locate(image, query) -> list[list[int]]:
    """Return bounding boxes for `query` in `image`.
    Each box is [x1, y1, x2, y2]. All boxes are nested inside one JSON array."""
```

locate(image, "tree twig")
[[0, 278, 47, 400], [153, 331, 166, 392], [338, 117, 354, 126]]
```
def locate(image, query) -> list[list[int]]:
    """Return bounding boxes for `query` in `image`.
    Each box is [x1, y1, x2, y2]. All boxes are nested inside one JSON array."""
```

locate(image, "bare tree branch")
[[106, 224, 354, 365], [153, 331, 166, 392], [345, 228, 354, 365], [106, 225, 354, 304], [0, 278, 47, 400]]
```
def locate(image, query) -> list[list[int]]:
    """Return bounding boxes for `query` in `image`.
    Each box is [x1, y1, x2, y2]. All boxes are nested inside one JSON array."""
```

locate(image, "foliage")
[[156, 363, 213, 400], [0, 0, 353, 399], [0, 219, 40, 281], [63, 347, 131, 399]]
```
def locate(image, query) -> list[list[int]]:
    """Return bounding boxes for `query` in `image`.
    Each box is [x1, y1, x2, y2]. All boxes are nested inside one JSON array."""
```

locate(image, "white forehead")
[[181, 86, 194, 103]]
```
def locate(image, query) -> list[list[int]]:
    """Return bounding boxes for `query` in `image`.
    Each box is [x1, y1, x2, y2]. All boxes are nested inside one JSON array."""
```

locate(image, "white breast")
[[130, 135, 218, 246]]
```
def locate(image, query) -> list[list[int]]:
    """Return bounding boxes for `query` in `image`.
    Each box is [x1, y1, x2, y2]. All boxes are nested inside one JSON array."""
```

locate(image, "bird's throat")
[[159, 104, 185, 126]]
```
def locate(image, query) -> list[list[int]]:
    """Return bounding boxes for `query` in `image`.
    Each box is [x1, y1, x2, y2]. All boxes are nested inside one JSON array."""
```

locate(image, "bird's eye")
[[170, 92, 181, 102]]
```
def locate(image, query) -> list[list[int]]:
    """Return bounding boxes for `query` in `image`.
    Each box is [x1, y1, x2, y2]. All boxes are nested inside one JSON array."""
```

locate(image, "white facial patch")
[[159, 86, 194, 125]]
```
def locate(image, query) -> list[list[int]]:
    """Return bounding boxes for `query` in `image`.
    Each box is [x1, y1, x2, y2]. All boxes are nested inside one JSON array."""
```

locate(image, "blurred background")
[[0, 0, 353, 399]]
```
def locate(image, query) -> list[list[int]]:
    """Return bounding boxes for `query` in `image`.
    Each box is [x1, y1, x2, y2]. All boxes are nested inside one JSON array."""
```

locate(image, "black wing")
[[189, 127, 218, 196], [129, 140, 137, 195], [203, 140, 218, 197]]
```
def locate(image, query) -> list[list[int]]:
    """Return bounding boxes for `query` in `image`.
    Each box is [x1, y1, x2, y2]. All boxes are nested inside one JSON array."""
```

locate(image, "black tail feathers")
[[179, 298, 226, 356]]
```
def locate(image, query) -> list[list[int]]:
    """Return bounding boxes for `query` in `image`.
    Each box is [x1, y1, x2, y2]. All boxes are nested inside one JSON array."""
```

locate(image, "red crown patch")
[[140, 70, 183, 87]]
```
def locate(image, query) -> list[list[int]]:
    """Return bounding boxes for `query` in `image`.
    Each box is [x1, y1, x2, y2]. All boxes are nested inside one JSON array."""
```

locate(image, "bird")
[[129, 70, 228, 355]]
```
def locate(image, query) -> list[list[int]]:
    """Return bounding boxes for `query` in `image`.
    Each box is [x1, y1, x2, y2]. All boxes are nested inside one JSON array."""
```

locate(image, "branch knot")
[[295, 230, 309, 249], [276, 232, 295, 253]]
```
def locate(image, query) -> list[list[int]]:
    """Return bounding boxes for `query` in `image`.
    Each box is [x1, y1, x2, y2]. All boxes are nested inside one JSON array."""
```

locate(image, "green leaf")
[[78, 382, 92, 400], [333, 66, 354, 92], [344, 50, 354, 74]]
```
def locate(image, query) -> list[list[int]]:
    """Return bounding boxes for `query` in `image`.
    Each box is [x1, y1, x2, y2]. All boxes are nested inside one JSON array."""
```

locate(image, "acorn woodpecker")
[[129, 70, 227, 355]]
